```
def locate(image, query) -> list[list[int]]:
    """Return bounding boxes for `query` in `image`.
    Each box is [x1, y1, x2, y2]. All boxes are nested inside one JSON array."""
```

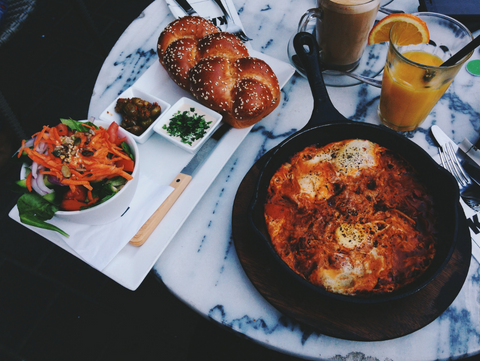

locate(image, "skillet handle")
[[293, 32, 350, 128]]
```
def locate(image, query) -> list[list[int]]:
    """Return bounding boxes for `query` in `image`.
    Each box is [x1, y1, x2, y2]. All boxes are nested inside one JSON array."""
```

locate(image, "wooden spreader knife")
[[129, 123, 231, 246]]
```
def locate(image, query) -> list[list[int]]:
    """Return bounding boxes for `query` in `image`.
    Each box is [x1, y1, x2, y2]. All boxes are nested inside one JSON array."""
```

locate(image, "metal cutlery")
[[437, 137, 480, 212], [212, 0, 251, 42], [327, 69, 382, 87], [172, 0, 198, 16], [378, 7, 404, 15], [431, 125, 480, 185], [290, 54, 383, 87]]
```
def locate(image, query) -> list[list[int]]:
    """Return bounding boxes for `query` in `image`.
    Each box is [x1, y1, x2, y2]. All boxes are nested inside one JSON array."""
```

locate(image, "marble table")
[[88, 0, 480, 359]]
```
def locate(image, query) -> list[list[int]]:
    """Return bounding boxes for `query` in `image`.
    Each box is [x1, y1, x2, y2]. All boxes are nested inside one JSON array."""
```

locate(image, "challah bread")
[[157, 16, 281, 128]]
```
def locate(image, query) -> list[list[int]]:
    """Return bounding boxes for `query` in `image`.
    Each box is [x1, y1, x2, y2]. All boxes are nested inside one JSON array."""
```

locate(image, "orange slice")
[[368, 13, 429, 46]]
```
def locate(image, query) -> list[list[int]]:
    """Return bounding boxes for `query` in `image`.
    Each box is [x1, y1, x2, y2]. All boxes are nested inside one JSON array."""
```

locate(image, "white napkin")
[[459, 199, 480, 263], [9, 172, 173, 270], [165, 0, 250, 43]]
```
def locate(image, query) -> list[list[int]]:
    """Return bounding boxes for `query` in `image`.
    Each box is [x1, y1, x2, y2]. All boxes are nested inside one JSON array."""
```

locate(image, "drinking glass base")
[[377, 108, 423, 132]]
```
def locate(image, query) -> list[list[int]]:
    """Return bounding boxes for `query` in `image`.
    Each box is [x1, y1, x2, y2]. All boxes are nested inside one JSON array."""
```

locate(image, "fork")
[[439, 142, 480, 212], [212, 0, 252, 42]]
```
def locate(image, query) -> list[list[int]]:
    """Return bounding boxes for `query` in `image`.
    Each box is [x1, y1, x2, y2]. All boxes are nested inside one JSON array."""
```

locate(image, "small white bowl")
[[99, 86, 170, 144], [153, 97, 223, 153], [20, 119, 140, 225]]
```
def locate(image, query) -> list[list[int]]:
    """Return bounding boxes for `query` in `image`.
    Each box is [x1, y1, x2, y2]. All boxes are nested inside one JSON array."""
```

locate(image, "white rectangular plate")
[[10, 50, 295, 290]]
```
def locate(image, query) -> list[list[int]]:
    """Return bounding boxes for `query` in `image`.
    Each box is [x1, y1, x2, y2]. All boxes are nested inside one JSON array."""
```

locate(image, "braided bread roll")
[[157, 16, 281, 129]]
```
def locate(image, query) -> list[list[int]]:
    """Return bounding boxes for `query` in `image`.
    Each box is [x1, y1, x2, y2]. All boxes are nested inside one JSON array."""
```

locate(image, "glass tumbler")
[[378, 12, 473, 131]]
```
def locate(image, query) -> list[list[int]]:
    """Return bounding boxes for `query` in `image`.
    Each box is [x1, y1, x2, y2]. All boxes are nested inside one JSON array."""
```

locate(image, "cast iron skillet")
[[248, 32, 461, 304]]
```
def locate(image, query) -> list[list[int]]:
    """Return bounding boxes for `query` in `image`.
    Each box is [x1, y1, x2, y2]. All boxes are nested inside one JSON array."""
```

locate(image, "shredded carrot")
[[26, 171, 33, 192], [61, 179, 93, 190], [21, 122, 134, 191], [49, 126, 62, 145], [17, 139, 26, 158]]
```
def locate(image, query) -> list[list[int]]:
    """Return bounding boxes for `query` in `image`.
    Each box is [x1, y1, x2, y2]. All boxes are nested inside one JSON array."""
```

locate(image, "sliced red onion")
[[32, 163, 46, 180], [37, 174, 53, 195], [31, 161, 39, 178], [47, 174, 66, 186], [23, 137, 36, 148], [35, 141, 47, 154], [32, 173, 53, 196], [31, 176, 47, 196], [30, 163, 53, 196]]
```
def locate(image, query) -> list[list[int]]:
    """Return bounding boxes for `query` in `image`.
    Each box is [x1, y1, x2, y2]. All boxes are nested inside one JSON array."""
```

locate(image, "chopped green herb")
[[162, 107, 212, 146]]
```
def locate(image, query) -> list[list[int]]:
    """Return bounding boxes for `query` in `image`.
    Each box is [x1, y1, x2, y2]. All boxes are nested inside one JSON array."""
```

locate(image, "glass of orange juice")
[[378, 13, 473, 131]]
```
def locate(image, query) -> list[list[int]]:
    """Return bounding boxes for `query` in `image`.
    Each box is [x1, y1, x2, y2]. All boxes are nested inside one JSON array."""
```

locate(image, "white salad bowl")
[[20, 119, 140, 225]]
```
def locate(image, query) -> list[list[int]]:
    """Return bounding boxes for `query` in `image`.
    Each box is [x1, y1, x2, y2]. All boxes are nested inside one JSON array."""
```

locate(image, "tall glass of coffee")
[[298, 0, 381, 71]]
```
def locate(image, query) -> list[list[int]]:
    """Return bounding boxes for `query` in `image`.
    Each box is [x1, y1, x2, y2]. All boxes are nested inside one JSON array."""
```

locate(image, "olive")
[[127, 118, 138, 126], [139, 108, 151, 120], [132, 97, 144, 107], [150, 105, 161, 118], [128, 126, 143, 136], [116, 97, 162, 135], [124, 102, 137, 116], [115, 98, 128, 112], [141, 119, 153, 129]]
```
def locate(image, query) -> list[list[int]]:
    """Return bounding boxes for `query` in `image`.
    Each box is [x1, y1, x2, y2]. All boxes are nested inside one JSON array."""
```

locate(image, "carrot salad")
[[19, 122, 133, 190], [18, 119, 135, 211], [14, 118, 136, 237]]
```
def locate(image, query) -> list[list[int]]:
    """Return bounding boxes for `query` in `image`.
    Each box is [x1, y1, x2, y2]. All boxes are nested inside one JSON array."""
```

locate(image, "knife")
[[431, 125, 480, 185], [129, 123, 231, 246], [431, 125, 456, 149]]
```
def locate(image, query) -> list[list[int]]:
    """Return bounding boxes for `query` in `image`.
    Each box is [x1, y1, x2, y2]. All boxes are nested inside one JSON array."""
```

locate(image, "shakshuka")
[[264, 139, 437, 296]]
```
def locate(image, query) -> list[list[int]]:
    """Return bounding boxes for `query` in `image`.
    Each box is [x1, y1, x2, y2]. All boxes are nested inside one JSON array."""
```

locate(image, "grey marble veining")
[[89, 0, 480, 359]]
